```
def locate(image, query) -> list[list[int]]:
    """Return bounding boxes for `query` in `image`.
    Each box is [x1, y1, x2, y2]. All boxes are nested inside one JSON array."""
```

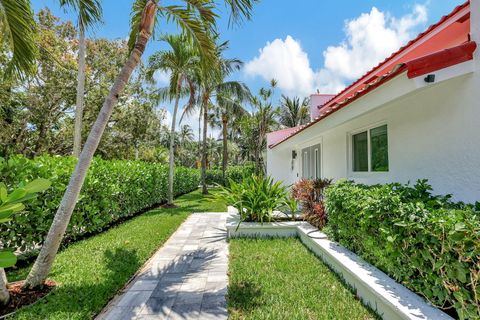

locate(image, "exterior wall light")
[[424, 74, 435, 83]]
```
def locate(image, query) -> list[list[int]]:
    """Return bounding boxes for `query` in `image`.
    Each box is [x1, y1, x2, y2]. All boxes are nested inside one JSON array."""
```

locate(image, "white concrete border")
[[226, 207, 453, 320]]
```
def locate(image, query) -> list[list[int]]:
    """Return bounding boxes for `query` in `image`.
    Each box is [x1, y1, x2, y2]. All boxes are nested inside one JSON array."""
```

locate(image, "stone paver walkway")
[[97, 213, 228, 320]]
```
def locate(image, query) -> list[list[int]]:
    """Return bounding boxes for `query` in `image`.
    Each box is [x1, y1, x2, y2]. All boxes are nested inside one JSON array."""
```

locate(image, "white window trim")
[[348, 121, 389, 175]]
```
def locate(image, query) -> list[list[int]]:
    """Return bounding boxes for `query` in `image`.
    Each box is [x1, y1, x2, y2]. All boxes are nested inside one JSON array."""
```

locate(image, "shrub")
[[216, 175, 288, 223], [0, 155, 200, 255], [325, 179, 480, 319], [292, 178, 332, 228], [205, 164, 255, 186]]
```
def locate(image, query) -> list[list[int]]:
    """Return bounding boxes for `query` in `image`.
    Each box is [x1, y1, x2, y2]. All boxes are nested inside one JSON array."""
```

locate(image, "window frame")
[[349, 122, 389, 174]]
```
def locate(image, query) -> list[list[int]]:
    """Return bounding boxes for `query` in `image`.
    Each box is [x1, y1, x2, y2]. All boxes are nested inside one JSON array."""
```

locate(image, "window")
[[352, 124, 388, 172]]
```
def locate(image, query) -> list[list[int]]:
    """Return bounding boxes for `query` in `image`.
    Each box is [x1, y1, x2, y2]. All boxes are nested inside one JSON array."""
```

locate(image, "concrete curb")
[[226, 206, 453, 320]]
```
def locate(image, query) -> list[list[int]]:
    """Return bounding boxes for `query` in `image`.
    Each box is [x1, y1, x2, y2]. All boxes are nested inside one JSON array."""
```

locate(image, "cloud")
[[244, 4, 428, 96], [153, 70, 171, 87]]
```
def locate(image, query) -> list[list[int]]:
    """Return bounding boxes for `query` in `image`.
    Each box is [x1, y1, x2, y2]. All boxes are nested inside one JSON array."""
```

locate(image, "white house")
[[266, 0, 480, 203]]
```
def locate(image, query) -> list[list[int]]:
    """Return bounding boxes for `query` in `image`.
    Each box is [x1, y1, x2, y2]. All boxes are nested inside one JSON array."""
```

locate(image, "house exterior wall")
[[267, 64, 480, 203]]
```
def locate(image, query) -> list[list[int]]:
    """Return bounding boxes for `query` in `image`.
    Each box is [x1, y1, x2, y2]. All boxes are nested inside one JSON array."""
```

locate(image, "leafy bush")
[[292, 178, 332, 228], [325, 179, 480, 319], [216, 175, 288, 223], [206, 164, 255, 186], [0, 155, 200, 255]]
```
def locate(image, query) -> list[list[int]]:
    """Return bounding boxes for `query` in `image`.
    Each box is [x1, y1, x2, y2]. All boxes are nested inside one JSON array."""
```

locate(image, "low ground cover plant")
[[0, 155, 200, 256], [325, 179, 480, 319], [216, 175, 288, 223]]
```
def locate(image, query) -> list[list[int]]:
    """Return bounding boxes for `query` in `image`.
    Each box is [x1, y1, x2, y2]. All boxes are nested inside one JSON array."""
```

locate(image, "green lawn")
[[8, 188, 225, 320], [228, 238, 379, 320]]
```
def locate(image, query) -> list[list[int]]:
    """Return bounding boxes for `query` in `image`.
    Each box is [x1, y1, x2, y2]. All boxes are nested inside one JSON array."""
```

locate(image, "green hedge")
[[325, 180, 480, 319], [205, 164, 255, 186], [0, 155, 200, 254]]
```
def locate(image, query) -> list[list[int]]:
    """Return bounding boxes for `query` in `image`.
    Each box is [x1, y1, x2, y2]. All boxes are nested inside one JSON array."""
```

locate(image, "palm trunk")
[[222, 113, 228, 184], [201, 96, 209, 194], [198, 107, 202, 166], [0, 268, 9, 305], [23, 1, 157, 289], [167, 77, 182, 205], [73, 25, 86, 157]]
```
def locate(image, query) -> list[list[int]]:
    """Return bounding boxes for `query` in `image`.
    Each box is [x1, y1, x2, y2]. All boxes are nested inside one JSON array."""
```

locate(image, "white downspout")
[[471, 0, 480, 67]]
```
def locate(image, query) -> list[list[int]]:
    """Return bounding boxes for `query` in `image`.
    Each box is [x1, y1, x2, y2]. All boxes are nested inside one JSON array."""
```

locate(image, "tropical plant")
[[212, 88, 250, 181], [189, 40, 249, 194], [147, 34, 199, 206], [292, 178, 332, 228], [0, 0, 37, 78], [0, 178, 51, 305], [58, 0, 103, 157], [22, 0, 219, 289], [278, 95, 310, 128], [216, 175, 288, 224], [326, 180, 480, 319]]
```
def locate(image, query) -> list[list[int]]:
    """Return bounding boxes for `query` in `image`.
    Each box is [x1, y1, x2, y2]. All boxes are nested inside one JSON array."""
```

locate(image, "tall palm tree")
[[146, 34, 198, 206], [193, 41, 247, 194], [212, 91, 250, 181], [59, 0, 103, 157], [0, 0, 37, 78], [278, 95, 309, 128], [23, 0, 224, 289]]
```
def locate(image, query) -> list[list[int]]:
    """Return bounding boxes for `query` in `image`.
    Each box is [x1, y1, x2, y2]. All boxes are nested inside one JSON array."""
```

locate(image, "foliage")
[[0, 155, 200, 255], [0, 179, 51, 268], [216, 175, 288, 223], [292, 178, 332, 228], [205, 164, 255, 186], [8, 189, 225, 320], [325, 180, 480, 319], [228, 238, 378, 320], [278, 95, 310, 128]]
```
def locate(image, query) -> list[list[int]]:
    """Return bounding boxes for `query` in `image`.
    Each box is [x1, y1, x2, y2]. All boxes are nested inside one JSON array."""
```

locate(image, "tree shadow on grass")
[[14, 247, 141, 319], [227, 280, 262, 313]]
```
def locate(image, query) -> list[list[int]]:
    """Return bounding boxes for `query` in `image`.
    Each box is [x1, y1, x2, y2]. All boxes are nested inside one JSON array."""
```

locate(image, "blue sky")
[[32, 0, 465, 134]]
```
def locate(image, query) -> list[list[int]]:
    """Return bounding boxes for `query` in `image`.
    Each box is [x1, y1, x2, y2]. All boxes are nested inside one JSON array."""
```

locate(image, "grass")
[[228, 238, 379, 320], [7, 188, 225, 320]]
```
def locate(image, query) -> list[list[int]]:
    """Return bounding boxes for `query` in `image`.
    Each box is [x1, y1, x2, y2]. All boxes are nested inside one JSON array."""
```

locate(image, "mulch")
[[0, 280, 56, 318]]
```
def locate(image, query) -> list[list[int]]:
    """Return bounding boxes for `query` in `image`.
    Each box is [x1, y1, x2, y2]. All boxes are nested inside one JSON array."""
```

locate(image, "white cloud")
[[244, 5, 428, 96], [153, 70, 171, 87]]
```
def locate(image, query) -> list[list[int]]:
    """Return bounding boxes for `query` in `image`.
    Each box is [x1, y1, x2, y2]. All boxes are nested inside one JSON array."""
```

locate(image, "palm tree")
[[278, 95, 309, 128], [212, 91, 250, 181], [179, 124, 194, 143], [23, 0, 226, 289], [0, 0, 37, 78], [194, 41, 247, 194], [59, 0, 103, 157], [146, 34, 198, 206]]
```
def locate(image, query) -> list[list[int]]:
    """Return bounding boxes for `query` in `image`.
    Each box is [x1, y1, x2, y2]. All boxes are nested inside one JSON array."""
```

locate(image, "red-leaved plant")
[[291, 178, 332, 228]]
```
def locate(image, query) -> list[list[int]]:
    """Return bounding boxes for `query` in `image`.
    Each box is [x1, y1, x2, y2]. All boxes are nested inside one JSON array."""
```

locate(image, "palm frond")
[[0, 0, 37, 78], [59, 0, 103, 30], [223, 0, 258, 26]]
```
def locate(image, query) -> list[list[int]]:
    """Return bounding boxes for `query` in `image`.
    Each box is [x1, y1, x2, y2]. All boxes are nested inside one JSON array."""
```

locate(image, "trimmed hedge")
[[0, 155, 200, 254], [325, 180, 480, 319], [205, 164, 255, 186]]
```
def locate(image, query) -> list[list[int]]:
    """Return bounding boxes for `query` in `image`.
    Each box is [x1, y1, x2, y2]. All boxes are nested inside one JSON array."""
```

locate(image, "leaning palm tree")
[[0, 0, 37, 78], [146, 34, 199, 206], [23, 0, 257, 289], [278, 95, 310, 128], [59, 0, 103, 157], [22, 0, 222, 289]]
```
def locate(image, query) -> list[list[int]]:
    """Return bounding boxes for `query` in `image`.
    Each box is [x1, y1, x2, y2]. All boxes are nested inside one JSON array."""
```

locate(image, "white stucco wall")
[[267, 63, 480, 203]]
